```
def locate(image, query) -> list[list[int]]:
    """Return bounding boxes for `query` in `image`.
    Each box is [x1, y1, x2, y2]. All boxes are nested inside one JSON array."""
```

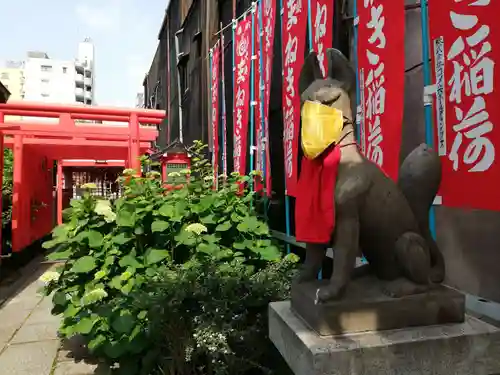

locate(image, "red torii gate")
[[0, 101, 165, 256]]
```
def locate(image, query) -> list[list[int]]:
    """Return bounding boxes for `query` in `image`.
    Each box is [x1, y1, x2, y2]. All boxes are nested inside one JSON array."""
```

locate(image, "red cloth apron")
[[295, 145, 341, 244]]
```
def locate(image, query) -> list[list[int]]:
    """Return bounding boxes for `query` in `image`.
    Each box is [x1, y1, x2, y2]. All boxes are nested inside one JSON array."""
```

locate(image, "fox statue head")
[[298, 48, 357, 133]]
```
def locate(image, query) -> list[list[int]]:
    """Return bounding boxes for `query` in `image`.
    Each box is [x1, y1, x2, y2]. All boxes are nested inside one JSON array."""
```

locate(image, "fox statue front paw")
[[315, 282, 347, 303]]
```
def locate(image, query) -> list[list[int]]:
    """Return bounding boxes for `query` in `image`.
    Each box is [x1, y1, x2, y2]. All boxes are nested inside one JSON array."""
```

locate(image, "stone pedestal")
[[269, 301, 500, 375], [291, 277, 465, 336]]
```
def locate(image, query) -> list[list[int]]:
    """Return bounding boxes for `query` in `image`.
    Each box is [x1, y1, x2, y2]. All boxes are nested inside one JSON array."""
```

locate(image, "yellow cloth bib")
[[301, 101, 344, 160]]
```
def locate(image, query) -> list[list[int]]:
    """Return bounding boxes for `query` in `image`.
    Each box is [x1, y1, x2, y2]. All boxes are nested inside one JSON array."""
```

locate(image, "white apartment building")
[[4, 38, 96, 108], [23, 52, 81, 104]]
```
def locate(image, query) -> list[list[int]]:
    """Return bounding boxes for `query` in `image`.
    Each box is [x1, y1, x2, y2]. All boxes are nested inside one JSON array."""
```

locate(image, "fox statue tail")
[[398, 143, 445, 283]]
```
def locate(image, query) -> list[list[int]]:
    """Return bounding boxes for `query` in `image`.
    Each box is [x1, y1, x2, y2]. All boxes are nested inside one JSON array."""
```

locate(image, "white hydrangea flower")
[[39, 271, 60, 284], [94, 200, 116, 222], [185, 223, 208, 235]]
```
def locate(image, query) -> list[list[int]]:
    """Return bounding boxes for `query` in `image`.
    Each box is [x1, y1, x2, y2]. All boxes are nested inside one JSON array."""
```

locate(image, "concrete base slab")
[[291, 277, 465, 336], [269, 301, 500, 375]]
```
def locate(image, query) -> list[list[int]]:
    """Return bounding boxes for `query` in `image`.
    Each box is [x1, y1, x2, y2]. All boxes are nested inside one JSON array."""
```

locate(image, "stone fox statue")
[[296, 48, 445, 303]]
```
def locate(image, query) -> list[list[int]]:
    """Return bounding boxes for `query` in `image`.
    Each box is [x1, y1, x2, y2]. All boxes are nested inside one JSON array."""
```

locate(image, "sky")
[[0, 0, 169, 107]]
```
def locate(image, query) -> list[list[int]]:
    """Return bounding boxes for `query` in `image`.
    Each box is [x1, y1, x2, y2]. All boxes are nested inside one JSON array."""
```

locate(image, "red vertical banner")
[[255, 7, 264, 192], [250, 0, 278, 196], [262, 0, 276, 196], [428, 0, 499, 211], [311, 0, 334, 77], [282, 0, 308, 197], [357, 0, 405, 181], [211, 41, 221, 181], [233, 14, 252, 176], [220, 32, 228, 177]]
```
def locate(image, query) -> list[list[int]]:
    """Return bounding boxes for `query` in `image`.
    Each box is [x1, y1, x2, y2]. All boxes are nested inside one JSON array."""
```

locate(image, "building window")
[[180, 67, 187, 93], [62, 67, 67, 73], [85, 85, 92, 92], [84, 70, 92, 78], [178, 56, 189, 94], [85, 99, 92, 105], [0, 72, 9, 80], [193, 31, 202, 58], [41, 93, 49, 98], [40, 65, 52, 72]]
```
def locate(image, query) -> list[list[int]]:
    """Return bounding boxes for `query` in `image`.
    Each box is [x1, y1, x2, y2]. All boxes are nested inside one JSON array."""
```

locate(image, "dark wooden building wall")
[[154, 0, 210, 148], [146, 45, 161, 110], [179, 1, 205, 146], [167, 0, 181, 144], [144, 43, 169, 148], [157, 36, 168, 146]]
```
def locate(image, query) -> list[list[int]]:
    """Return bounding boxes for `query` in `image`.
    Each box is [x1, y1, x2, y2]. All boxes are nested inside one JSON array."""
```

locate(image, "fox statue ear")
[[299, 51, 324, 96], [326, 48, 356, 93]]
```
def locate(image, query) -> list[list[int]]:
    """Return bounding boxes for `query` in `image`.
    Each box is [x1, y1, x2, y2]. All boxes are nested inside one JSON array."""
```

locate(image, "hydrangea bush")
[[40, 141, 297, 375]]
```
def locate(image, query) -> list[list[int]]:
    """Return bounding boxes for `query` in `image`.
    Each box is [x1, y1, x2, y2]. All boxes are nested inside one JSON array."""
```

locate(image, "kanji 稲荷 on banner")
[[233, 14, 252, 176], [429, 0, 499, 211], [281, 0, 308, 196], [357, 0, 405, 181]]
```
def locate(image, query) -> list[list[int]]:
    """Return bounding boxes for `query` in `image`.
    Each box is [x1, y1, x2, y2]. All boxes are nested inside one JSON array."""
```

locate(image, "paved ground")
[[0, 257, 110, 375]]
